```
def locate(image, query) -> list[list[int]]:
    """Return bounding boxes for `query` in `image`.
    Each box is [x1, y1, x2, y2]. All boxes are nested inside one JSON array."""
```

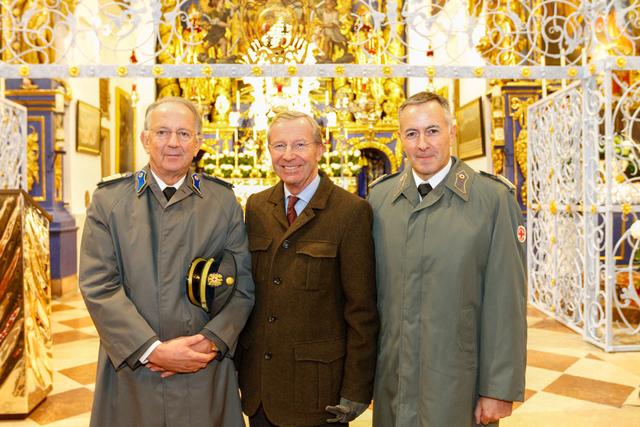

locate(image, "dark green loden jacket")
[[238, 172, 379, 426]]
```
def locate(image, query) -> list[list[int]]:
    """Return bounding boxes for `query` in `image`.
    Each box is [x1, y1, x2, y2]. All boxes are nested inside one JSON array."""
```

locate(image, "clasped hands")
[[146, 334, 216, 378]]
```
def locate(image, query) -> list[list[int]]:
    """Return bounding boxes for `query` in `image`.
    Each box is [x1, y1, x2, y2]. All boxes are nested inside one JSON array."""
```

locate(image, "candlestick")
[[541, 55, 547, 98], [560, 48, 566, 89], [253, 128, 257, 141], [234, 128, 238, 143], [325, 127, 329, 142]]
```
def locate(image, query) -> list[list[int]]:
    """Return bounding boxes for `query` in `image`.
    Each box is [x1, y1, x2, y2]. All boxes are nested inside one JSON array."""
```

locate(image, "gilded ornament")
[[19, 65, 30, 77], [551, 236, 557, 244], [622, 203, 632, 216], [616, 174, 626, 183], [202, 65, 212, 77], [520, 67, 531, 78], [152, 65, 163, 76], [425, 66, 435, 77], [567, 67, 577, 77], [549, 201, 557, 214], [473, 67, 484, 77], [383, 66, 392, 77], [26, 129, 39, 191], [616, 56, 627, 68], [551, 278, 556, 286], [565, 204, 572, 213], [252, 66, 263, 76], [335, 65, 345, 76], [591, 205, 597, 214], [68, 66, 80, 77], [226, 277, 235, 286], [117, 66, 128, 77], [287, 65, 297, 76], [589, 64, 597, 75]]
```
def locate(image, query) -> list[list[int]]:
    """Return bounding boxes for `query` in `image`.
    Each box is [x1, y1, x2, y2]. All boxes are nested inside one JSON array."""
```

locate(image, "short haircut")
[[144, 96, 202, 134], [267, 110, 323, 145], [398, 91, 453, 126]]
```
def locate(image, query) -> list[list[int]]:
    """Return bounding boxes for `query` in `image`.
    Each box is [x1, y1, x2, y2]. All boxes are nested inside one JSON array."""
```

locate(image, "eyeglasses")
[[149, 128, 197, 142], [269, 141, 313, 153]]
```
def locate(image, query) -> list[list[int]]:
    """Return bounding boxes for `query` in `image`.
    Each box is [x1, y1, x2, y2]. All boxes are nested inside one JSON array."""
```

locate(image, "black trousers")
[[249, 405, 348, 427]]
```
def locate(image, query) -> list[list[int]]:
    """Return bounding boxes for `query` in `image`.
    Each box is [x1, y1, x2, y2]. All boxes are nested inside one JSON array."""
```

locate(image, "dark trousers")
[[249, 405, 348, 427]]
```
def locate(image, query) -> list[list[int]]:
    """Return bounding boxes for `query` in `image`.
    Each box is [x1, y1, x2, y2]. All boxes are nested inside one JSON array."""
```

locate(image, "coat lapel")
[[267, 182, 290, 230], [392, 167, 419, 208]]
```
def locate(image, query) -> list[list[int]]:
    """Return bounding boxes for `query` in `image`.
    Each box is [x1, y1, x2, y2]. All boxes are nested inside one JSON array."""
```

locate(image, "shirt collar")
[[150, 169, 186, 191], [284, 173, 321, 204], [412, 157, 452, 189]]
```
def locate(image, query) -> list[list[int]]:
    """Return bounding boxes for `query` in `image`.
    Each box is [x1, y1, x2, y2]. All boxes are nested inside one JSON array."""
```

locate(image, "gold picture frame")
[[76, 101, 101, 155], [455, 97, 486, 160], [115, 87, 136, 173]]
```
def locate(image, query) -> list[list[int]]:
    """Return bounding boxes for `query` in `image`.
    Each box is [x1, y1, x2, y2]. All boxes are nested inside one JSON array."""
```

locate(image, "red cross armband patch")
[[517, 225, 526, 243]]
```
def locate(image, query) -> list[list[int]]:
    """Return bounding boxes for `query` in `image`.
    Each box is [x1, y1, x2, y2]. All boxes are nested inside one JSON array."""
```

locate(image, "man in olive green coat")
[[369, 92, 527, 427], [79, 97, 254, 427]]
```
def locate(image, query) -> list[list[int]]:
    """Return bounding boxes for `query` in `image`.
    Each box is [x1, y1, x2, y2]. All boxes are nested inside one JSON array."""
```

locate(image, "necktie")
[[163, 186, 176, 201], [287, 195, 299, 226], [418, 183, 432, 199]]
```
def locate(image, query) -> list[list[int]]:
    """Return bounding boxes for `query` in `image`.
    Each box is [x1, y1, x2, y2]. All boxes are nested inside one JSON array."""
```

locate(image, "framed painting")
[[76, 101, 101, 155], [115, 87, 136, 172], [455, 97, 486, 160]]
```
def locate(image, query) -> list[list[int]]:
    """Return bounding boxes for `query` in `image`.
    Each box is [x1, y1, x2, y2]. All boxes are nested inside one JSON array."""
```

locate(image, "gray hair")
[[144, 96, 203, 133], [267, 110, 323, 145], [398, 91, 453, 126]]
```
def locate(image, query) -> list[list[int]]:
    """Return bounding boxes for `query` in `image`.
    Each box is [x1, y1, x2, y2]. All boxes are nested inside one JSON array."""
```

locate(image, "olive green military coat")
[[238, 173, 379, 426], [79, 166, 254, 427], [368, 158, 527, 427]]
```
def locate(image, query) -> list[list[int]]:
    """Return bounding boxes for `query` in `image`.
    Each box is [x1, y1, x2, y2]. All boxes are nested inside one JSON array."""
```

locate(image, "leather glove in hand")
[[325, 397, 368, 423]]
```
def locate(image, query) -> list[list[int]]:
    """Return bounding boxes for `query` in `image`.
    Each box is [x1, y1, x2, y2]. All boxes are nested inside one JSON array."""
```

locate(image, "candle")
[[236, 91, 240, 111], [325, 90, 329, 106], [560, 48, 566, 89], [344, 128, 348, 140], [253, 128, 257, 141], [541, 55, 547, 98], [234, 128, 238, 143], [325, 127, 329, 142], [215, 128, 219, 140]]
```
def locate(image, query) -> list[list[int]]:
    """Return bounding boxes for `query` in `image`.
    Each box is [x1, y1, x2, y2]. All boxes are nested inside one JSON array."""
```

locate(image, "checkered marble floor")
[[1, 295, 639, 426]]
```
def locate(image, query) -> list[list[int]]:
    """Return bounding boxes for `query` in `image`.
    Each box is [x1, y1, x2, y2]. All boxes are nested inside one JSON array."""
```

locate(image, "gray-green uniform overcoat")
[[368, 158, 527, 427], [79, 166, 254, 427]]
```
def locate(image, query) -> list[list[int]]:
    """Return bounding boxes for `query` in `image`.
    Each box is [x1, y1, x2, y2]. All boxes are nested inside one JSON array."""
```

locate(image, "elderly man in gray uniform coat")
[[79, 97, 254, 427], [369, 91, 527, 427]]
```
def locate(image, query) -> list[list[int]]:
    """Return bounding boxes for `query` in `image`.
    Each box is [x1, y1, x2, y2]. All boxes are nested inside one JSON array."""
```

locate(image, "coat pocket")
[[457, 307, 478, 365], [295, 240, 338, 291], [248, 235, 272, 283], [293, 337, 346, 412]]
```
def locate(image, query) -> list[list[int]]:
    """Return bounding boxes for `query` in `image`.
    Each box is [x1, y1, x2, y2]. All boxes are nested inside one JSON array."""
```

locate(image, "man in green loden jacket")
[[79, 97, 254, 427], [368, 91, 527, 427]]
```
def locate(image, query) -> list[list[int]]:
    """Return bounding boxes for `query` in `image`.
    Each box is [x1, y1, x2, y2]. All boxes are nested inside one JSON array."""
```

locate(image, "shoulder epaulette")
[[97, 172, 132, 187], [479, 171, 515, 193], [201, 173, 234, 189], [368, 171, 400, 189]]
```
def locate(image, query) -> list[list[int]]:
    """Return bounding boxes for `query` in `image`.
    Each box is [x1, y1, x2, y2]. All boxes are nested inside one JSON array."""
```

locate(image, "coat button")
[[273, 277, 281, 285], [268, 315, 278, 323], [264, 352, 272, 360], [282, 240, 290, 249]]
